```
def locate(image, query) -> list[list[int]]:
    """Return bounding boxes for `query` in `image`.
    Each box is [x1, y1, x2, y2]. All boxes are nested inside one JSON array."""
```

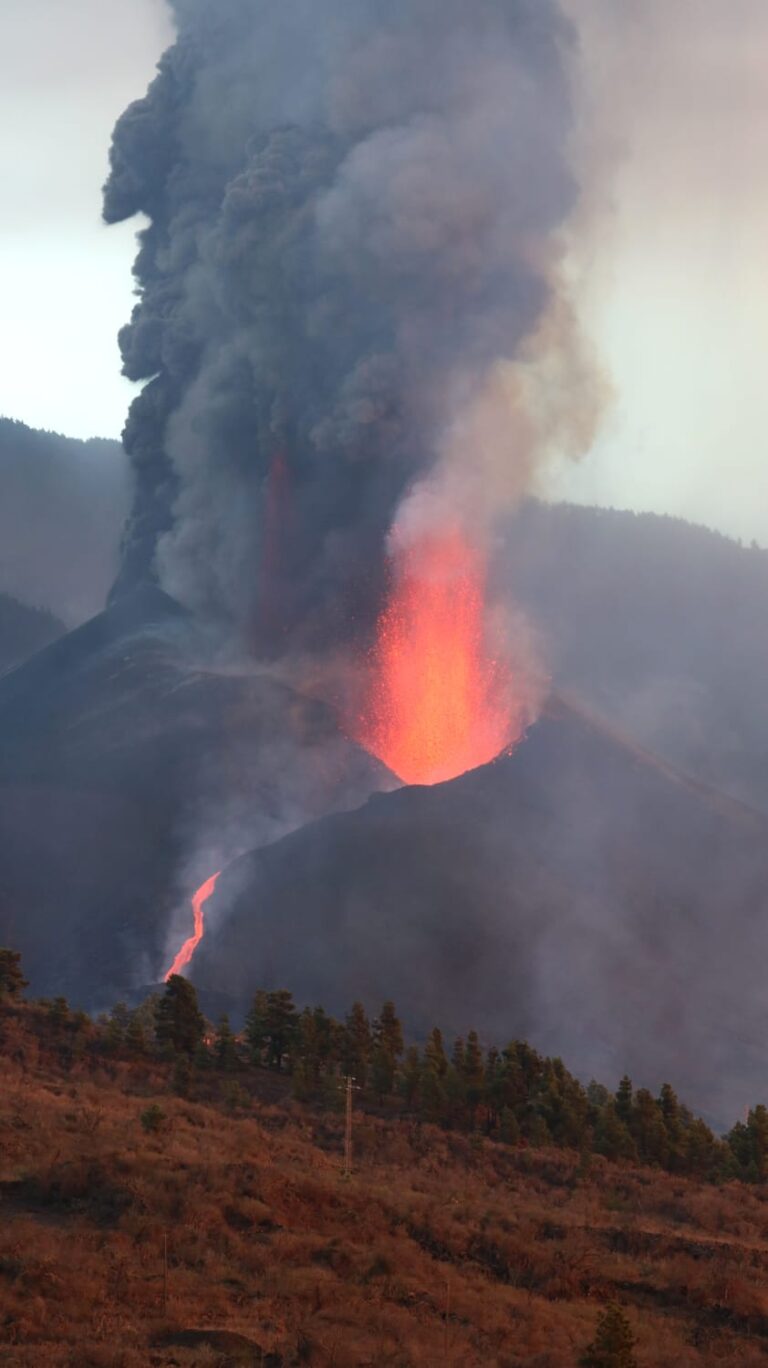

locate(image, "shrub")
[[140, 1103, 167, 1134], [579, 1303, 637, 1367]]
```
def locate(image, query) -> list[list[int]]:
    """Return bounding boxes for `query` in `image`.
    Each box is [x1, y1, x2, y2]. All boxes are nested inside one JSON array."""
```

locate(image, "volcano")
[[190, 693, 768, 1125], [0, 588, 393, 1002], [5, 587, 768, 1122]]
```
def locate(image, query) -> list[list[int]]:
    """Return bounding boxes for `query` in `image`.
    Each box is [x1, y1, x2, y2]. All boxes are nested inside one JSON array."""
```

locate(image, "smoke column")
[[104, 0, 593, 664]]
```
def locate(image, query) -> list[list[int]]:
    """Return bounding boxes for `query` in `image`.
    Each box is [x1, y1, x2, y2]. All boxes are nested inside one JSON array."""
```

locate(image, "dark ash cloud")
[[104, 0, 578, 653]]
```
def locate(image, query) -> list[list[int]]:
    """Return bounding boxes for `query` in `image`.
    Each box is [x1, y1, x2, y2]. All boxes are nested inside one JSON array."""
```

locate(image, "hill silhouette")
[[0, 591, 63, 674], [502, 502, 768, 815], [0, 417, 128, 625]]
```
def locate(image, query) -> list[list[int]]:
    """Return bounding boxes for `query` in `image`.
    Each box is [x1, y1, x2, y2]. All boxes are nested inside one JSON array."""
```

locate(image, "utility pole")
[[341, 1075, 357, 1179]]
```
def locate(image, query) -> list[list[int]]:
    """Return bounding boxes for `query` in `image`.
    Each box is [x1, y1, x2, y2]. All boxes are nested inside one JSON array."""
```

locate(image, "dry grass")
[[3, 1008, 768, 1365]]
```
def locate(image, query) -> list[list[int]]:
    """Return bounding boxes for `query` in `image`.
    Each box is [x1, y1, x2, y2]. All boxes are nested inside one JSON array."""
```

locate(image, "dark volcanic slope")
[[193, 695, 768, 1124], [0, 589, 392, 1003]]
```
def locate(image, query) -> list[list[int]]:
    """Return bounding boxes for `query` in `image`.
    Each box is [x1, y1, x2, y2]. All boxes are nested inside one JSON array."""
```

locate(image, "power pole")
[[342, 1075, 357, 1179]]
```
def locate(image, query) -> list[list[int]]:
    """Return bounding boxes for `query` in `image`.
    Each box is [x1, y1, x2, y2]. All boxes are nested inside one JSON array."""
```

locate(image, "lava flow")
[[356, 525, 515, 786], [164, 872, 221, 981]]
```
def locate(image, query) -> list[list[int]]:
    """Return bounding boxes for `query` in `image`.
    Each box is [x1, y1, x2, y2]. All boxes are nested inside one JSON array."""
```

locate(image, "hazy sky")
[[1, 0, 767, 546], [0, 0, 172, 441]]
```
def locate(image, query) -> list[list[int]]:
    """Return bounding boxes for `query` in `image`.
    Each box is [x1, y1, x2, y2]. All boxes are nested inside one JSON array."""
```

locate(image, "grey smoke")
[[104, 0, 578, 653]]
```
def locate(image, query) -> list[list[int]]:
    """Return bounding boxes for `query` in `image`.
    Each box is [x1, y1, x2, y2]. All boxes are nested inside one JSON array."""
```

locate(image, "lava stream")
[[164, 872, 221, 981], [355, 525, 515, 786]]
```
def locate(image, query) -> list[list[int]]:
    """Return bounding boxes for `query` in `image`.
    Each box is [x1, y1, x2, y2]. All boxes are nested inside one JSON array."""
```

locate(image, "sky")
[[0, 0, 172, 441], [1, 0, 767, 546]]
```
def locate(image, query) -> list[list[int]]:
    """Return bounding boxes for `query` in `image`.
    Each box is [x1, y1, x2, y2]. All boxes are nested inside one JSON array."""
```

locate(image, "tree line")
[[2, 948, 768, 1186]]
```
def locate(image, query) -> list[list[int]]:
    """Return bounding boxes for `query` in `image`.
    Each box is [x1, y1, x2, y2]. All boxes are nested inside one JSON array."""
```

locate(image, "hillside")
[[3, 1000, 768, 1366], [502, 502, 768, 815], [5, 497, 768, 1088], [0, 588, 393, 1003], [0, 592, 63, 674], [193, 693, 768, 1127], [0, 417, 129, 625]]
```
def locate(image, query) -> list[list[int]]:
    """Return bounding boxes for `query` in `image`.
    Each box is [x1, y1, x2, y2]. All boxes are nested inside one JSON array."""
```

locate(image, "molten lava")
[[164, 872, 221, 982], [356, 526, 515, 786]]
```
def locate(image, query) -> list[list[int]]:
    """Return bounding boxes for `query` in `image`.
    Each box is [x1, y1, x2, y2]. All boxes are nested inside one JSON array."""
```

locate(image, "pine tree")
[[526, 1113, 551, 1147], [49, 997, 70, 1030], [424, 1027, 448, 1078], [463, 1030, 485, 1122], [615, 1076, 633, 1124], [173, 1055, 192, 1096], [659, 1082, 679, 1124], [298, 1005, 336, 1082], [375, 1001, 404, 1060], [105, 1002, 130, 1053], [422, 1028, 449, 1121], [155, 975, 205, 1056], [265, 989, 298, 1070], [594, 1104, 637, 1162], [747, 1104, 768, 1179], [684, 1117, 720, 1176], [371, 1001, 404, 1098], [499, 1106, 520, 1145], [105, 1015, 124, 1053], [215, 1014, 238, 1071], [658, 1082, 684, 1168], [342, 1002, 372, 1088], [463, 1031, 484, 1085], [402, 1045, 422, 1106], [125, 1014, 147, 1056], [0, 949, 27, 1000], [631, 1088, 669, 1166], [245, 990, 269, 1065], [579, 1303, 637, 1367]]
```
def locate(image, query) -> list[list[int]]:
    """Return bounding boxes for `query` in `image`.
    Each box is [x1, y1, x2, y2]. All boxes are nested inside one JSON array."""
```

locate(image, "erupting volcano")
[[164, 872, 221, 981], [355, 526, 516, 786]]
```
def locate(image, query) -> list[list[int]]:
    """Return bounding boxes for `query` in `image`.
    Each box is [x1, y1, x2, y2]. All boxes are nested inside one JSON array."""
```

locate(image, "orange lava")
[[164, 872, 221, 981], [356, 526, 514, 786]]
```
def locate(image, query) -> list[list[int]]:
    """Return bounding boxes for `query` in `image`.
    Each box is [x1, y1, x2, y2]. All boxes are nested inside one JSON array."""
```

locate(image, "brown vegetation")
[[3, 1004, 768, 1366]]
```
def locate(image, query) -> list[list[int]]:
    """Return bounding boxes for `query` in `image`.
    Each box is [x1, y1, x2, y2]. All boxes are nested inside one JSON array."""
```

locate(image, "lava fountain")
[[164, 872, 221, 981], [355, 524, 517, 786]]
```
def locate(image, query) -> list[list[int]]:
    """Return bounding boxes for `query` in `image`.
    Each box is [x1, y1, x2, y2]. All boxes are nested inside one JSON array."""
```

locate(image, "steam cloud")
[[104, 0, 594, 655]]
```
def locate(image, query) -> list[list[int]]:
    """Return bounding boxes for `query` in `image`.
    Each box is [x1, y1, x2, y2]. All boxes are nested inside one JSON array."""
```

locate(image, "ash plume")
[[104, 0, 593, 656]]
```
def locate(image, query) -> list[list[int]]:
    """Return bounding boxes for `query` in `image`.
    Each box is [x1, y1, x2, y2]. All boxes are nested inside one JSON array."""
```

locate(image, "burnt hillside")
[[3, 1001, 768, 1366]]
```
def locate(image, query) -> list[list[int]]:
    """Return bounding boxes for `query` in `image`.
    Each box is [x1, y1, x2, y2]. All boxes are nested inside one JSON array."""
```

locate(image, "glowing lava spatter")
[[164, 872, 221, 982], [357, 526, 515, 786]]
